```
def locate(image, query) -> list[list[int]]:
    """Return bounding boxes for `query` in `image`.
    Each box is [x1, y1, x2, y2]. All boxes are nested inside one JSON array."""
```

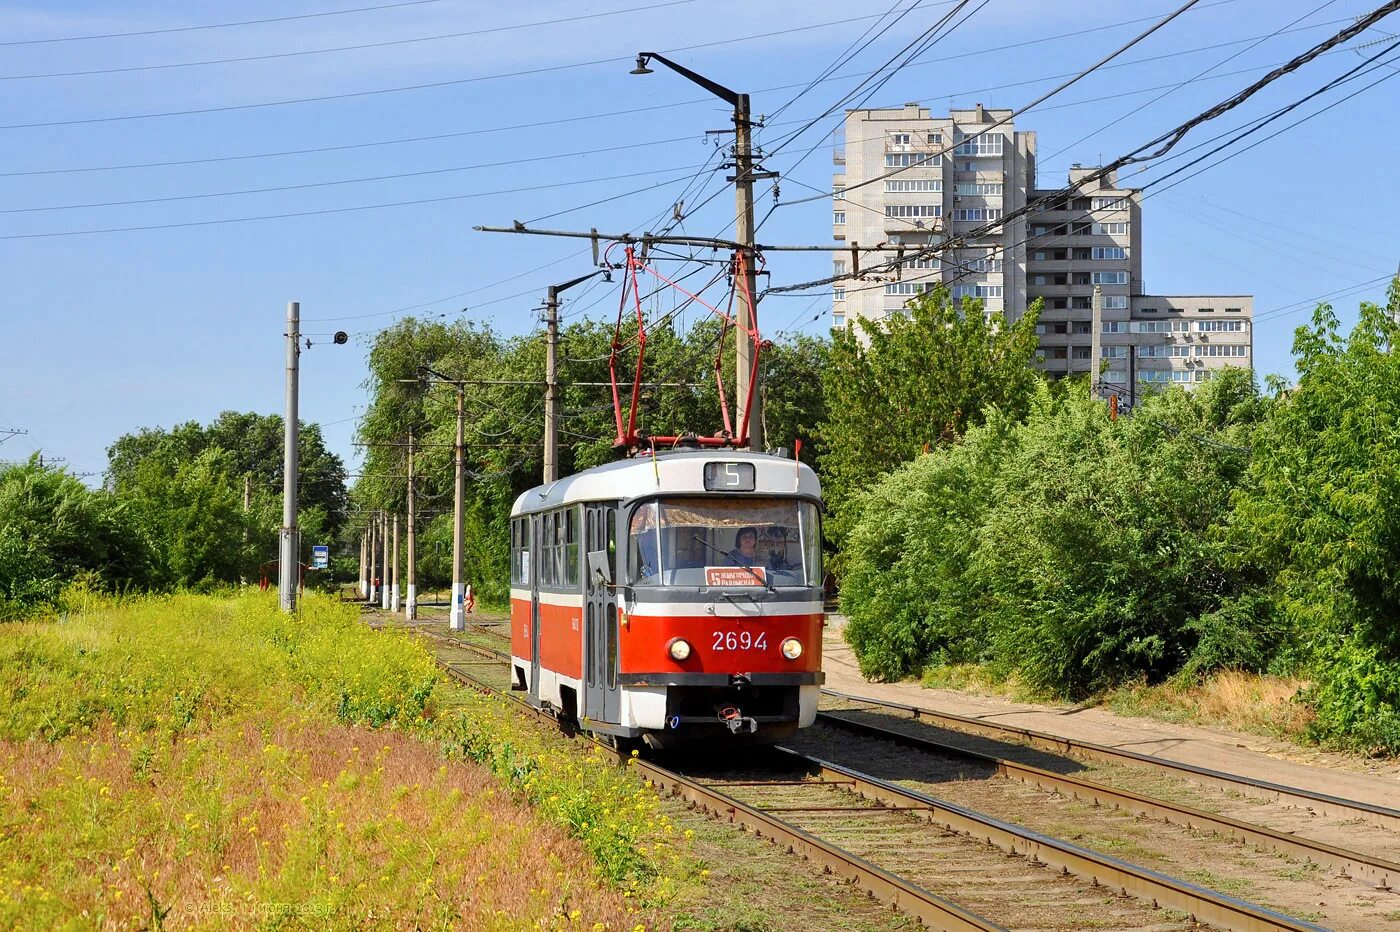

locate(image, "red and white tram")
[[508, 449, 823, 748]]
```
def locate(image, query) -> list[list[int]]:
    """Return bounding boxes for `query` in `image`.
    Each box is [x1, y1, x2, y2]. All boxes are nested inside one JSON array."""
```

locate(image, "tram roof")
[[511, 449, 821, 515]]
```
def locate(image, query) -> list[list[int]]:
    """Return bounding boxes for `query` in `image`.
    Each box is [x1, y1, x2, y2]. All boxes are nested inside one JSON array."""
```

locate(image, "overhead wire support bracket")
[[473, 223, 890, 253]]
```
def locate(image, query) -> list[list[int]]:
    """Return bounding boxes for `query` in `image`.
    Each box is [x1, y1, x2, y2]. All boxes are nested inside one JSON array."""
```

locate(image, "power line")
[[767, 2, 1400, 297], [0, 2, 1289, 180], [0, 0, 455, 46], [0, 132, 709, 215], [0, 163, 707, 241], [777, 0, 1208, 209], [0, 6, 950, 132], [0, 1, 693, 81]]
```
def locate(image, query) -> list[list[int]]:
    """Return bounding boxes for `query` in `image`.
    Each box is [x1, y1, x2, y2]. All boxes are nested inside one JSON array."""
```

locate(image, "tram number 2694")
[[712, 630, 768, 651]]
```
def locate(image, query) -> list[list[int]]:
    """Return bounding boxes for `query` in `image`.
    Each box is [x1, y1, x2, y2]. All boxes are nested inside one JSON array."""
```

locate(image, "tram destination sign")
[[703, 461, 755, 491]]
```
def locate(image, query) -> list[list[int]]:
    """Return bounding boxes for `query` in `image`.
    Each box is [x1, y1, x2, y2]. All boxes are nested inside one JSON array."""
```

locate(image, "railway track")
[[368, 614, 1369, 931], [441, 618, 1400, 887], [821, 689, 1400, 837]]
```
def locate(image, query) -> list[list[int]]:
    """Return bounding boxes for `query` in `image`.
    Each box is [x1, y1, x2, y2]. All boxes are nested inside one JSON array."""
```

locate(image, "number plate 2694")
[[712, 630, 768, 651]]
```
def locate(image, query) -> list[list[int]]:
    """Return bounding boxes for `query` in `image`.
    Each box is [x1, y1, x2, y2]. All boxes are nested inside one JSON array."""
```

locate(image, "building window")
[[833, 288, 846, 301], [1072, 346, 1091, 360], [953, 131, 1003, 156], [1092, 222, 1128, 235], [885, 204, 942, 218], [833, 312, 845, 327], [1073, 247, 1092, 261], [1198, 320, 1244, 332], [1051, 298, 1068, 309], [1091, 271, 1125, 285], [1091, 196, 1129, 210], [1032, 274, 1048, 286], [1195, 344, 1248, 356], [900, 256, 939, 270], [833, 211, 846, 225], [1197, 307, 1214, 313], [1072, 321, 1092, 335], [951, 207, 1001, 222], [885, 153, 939, 168], [1031, 225, 1050, 236], [928, 132, 942, 144], [1032, 250, 1048, 261], [1102, 321, 1129, 333], [890, 133, 911, 146], [952, 284, 1003, 299], [1225, 306, 1242, 313], [1092, 246, 1126, 260], [885, 282, 928, 295], [1168, 345, 1192, 357], [1071, 296, 1092, 310], [1138, 307, 1157, 314], [833, 260, 846, 275], [953, 182, 1003, 196], [1103, 295, 1129, 309], [1101, 346, 1128, 358], [960, 256, 1001, 273], [885, 179, 941, 192], [833, 186, 845, 201], [1035, 323, 1046, 335]]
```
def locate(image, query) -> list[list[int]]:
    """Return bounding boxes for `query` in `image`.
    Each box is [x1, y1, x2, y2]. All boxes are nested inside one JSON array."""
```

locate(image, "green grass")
[[0, 590, 661, 929]]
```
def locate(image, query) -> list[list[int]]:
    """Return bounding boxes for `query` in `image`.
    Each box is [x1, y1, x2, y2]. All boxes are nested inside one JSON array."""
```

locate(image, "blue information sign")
[[311, 545, 329, 570]]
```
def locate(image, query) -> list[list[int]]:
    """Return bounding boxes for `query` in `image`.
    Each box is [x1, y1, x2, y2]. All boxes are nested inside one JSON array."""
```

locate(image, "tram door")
[[583, 504, 620, 723], [529, 512, 542, 704]]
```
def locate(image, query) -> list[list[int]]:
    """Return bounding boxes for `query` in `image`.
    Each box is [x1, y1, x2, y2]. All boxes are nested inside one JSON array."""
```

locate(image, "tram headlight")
[[667, 638, 692, 662], [780, 637, 803, 660]]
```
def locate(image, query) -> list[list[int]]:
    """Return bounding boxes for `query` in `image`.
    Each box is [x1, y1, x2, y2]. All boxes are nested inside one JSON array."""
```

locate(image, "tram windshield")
[[627, 497, 821, 588]]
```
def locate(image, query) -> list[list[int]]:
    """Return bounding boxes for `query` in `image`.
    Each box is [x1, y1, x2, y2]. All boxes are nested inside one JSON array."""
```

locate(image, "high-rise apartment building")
[[832, 103, 1252, 399]]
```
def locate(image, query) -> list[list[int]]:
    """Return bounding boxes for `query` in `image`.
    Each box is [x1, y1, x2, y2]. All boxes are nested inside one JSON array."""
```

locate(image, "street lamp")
[[630, 52, 765, 451]]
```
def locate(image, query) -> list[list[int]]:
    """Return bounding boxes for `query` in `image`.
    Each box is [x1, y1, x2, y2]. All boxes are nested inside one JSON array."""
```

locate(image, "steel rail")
[[379, 619, 1330, 929], [816, 710, 1400, 891], [381, 620, 1006, 930], [824, 687, 1400, 834], [772, 747, 1329, 932]]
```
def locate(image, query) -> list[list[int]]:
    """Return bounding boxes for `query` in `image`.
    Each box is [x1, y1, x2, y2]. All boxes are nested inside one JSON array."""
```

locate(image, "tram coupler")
[[718, 705, 758, 735]]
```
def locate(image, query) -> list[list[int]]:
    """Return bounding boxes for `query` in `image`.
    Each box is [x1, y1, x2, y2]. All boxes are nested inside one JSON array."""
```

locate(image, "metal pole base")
[[449, 582, 465, 631], [405, 584, 417, 621]]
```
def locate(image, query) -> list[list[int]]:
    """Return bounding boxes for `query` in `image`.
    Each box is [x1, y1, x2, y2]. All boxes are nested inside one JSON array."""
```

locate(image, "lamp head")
[[630, 54, 653, 75]]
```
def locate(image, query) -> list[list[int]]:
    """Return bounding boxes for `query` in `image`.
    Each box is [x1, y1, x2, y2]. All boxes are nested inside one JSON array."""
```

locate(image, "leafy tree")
[[118, 447, 250, 589], [1229, 281, 1400, 751], [818, 287, 1043, 553], [107, 412, 347, 577], [0, 456, 144, 616], [840, 369, 1278, 694]]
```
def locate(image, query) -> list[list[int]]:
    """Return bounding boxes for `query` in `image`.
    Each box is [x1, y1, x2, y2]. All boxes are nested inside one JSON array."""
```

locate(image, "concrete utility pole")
[[380, 510, 390, 611], [358, 529, 368, 600], [390, 513, 400, 612], [405, 431, 417, 620], [450, 385, 466, 631], [631, 53, 768, 450], [1090, 286, 1103, 400], [543, 270, 608, 484], [242, 473, 252, 588], [368, 516, 378, 602], [278, 301, 300, 614]]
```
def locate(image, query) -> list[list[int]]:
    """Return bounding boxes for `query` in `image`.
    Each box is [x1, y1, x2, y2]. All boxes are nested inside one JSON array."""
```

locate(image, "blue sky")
[[1, 0, 1396, 478]]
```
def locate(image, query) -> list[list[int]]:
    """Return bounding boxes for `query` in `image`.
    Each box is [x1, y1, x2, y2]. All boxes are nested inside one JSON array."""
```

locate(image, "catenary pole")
[[278, 301, 300, 613], [1090, 285, 1103, 399], [380, 509, 390, 611], [405, 431, 417, 620], [391, 513, 400, 612], [544, 285, 560, 484], [449, 385, 466, 631], [732, 90, 763, 451]]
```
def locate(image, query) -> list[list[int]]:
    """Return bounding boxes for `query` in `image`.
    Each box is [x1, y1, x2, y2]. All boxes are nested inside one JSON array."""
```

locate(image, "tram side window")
[[564, 508, 579, 587], [511, 517, 530, 586]]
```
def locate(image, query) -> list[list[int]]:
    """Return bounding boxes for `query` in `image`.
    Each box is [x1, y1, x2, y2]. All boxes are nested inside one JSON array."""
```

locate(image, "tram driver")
[[726, 527, 760, 567]]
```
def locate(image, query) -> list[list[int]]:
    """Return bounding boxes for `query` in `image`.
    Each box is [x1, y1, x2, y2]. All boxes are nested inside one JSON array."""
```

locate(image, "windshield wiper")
[[692, 534, 774, 591]]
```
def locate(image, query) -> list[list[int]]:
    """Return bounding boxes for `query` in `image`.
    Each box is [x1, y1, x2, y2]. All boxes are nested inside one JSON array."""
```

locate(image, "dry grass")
[[1104, 670, 1315, 742], [0, 592, 651, 930], [921, 664, 1315, 745]]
